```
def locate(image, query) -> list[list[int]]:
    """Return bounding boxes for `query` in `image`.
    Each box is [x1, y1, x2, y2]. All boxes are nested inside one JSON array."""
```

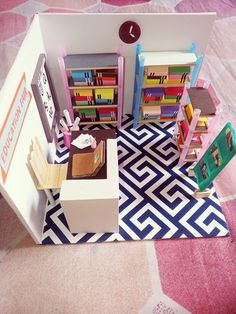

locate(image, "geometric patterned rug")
[[42, 115, 229, 244]]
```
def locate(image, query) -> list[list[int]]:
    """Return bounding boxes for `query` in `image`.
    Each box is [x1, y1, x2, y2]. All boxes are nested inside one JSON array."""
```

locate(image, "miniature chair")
[[29, 137, 68, 205]]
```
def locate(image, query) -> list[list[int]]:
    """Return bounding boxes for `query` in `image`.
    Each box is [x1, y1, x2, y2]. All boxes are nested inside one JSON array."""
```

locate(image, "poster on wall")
[[0, 73, 32, 183], [194, 122, 236, 191], [31, 54, 59, 142]]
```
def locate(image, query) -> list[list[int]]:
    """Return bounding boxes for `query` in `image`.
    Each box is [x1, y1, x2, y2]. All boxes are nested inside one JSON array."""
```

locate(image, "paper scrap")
[[71, 134, 94, 149]]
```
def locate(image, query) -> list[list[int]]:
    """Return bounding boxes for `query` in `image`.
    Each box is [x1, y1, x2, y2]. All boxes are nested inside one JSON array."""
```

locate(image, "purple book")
[[144, 88, 164, 97], [161, 105, 179, 116]]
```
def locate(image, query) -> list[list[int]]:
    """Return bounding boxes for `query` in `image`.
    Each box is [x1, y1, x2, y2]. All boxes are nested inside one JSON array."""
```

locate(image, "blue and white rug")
[[42, 115, 229, 244]]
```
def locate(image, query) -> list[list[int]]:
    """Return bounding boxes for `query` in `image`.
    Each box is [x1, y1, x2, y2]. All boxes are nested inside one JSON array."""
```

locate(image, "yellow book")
[[185, 103, 194, 123], [185, 103, 208, 123], [143, 76, 168, 85], [95, 88, 114, 99], [162, 98, 178, 104], [73, 89, 93, 97], [100, 117, 112, 121]]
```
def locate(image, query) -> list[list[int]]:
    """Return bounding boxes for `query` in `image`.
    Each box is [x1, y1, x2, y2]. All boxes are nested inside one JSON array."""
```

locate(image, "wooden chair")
[[30, 137, 68, 204]]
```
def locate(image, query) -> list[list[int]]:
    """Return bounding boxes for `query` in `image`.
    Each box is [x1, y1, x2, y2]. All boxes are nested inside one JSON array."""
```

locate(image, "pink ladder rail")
[[173, 82, 190, 137], [178, 108, 201, 166], [197, 111, 220, 161]]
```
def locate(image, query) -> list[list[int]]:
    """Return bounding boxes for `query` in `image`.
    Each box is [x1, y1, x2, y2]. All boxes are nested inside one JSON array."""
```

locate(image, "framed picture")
[[31, 54, 59, 142]]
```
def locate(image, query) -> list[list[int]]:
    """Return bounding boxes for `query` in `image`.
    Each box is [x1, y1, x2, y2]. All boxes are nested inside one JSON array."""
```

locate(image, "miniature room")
[[1, 3, 236, 313], [1, 13, 236, 245]]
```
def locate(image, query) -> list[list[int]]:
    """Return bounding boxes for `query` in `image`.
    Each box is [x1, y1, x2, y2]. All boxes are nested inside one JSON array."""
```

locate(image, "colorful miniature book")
[[146, 65, 168, 77], [161, 105, 179, 117], [98, 108, 116, 121], [187, 87, 216, 116], [78, 108, 97, 120], [168, 66, 191, 74]]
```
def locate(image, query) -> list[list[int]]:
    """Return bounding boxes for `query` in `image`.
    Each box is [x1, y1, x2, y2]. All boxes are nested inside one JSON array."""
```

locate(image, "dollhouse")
[[1, 13, 231, 245]]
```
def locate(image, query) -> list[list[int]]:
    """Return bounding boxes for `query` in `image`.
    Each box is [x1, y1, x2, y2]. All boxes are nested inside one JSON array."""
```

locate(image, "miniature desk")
[[60, 129, 119, 233]]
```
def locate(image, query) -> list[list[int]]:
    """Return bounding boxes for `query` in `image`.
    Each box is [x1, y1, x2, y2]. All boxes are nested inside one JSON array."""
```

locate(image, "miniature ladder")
[[178, 108, 201, 165], [173, 83, 189, 137]]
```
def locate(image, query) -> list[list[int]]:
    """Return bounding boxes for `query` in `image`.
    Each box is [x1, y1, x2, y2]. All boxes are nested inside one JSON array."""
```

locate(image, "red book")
[[165, 87, 184, 96], [75, 95, 94, 101], [98, 108, 116, 114]]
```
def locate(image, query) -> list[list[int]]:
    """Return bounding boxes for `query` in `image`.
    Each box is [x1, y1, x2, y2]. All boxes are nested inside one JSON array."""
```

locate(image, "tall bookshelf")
[[59, 53, 124, 128], [132, 44, 203, 128]]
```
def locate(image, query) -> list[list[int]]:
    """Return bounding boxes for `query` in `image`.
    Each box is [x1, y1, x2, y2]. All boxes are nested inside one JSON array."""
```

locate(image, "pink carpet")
[[1, 1, 236, 313]]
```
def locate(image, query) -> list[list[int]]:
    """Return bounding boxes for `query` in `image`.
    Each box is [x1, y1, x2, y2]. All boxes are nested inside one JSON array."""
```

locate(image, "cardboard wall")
[[0, 16, 56, 243], [38, 13, 216, 114]]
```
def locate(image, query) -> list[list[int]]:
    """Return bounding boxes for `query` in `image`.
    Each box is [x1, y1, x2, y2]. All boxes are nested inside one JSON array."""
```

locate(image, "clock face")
[[119, 21, 141, 44]]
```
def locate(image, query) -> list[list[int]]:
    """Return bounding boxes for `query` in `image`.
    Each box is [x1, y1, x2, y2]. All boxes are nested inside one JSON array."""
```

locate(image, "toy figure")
[[200, 161, 208, 179], [211, 145, 221, 167], [226, 127, 233, 151]]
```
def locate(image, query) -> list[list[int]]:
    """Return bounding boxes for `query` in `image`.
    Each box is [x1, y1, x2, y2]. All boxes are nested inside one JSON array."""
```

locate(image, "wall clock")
[[31, 54, 59, 142], [119, 21, 141, 44]]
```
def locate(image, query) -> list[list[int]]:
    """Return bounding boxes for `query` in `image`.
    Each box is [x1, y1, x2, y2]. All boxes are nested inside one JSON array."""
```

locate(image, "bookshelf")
[[132, 44, 204, 128], [174, 82, 220, 165], [59, 53, 124, 128]]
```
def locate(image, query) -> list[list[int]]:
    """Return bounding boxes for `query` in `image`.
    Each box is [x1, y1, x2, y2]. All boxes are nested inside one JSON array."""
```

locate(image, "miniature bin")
[[62, 128, 72, 149]]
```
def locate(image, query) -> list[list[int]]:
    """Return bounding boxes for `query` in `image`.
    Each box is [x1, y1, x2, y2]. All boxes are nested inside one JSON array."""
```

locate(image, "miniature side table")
[[59, 129, 119, 233]]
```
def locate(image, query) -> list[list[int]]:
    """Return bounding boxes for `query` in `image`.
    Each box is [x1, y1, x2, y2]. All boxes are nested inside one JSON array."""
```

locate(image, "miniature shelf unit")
[[174, 81, 220, 165], [132, 44, 203, 128], [59, 53, 124, 128]]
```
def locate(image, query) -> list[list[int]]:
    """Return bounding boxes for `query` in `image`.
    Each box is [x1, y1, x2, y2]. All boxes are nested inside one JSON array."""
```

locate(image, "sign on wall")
[[194, 122, 236, 191], [0, 73, 32, 183]]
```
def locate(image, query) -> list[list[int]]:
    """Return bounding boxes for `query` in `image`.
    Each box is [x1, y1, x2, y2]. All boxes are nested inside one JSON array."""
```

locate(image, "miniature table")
[[59, 129, 119, 233]]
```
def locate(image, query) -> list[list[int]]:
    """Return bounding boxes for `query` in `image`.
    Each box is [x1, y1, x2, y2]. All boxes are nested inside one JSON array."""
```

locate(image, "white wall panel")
[[39, 13, 216, 114]]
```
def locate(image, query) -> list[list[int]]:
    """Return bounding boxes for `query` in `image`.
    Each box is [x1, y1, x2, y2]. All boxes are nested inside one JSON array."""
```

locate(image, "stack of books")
[[168, 66, 191, 84], [142, 106, 161, 120], [184, 103, 208, 131], [98, 108, 116, 121], [179, 120, 202, 146], [77, 107, 97, 122], [95, 88, 114, 104], [143, 88, 164, 103], [71, 70, 94, 86], [187, 87, 217, 116], [161, 105, 179, 119], [73, 89, 94, 105], [163, 86, 184, 103], [95, 69, 117, 86], [144, 65, 168, 85]]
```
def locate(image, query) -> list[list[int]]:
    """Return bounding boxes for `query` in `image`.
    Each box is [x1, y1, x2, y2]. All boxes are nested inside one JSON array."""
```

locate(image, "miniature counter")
[[59, 139, 119, 233]]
